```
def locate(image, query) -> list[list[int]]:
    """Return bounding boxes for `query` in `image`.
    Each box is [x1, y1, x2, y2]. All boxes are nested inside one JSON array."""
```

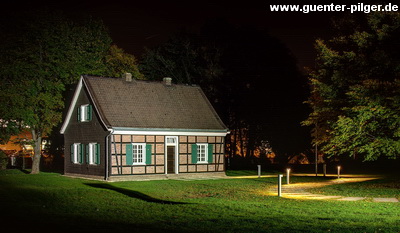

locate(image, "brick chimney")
[[163, 77, 172, 86], [123, 73, 132, 82]]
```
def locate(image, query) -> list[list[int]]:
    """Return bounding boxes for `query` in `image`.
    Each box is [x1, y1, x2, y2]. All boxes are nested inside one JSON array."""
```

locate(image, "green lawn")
[[0, 169, 399, 233]]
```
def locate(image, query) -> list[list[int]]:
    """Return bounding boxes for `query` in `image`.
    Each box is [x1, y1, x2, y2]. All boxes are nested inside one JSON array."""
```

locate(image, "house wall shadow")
[[85, 183, 190, 205]]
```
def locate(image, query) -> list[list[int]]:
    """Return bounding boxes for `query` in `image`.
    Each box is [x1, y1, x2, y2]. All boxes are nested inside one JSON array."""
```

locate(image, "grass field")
[[0, 169, 399, 233]]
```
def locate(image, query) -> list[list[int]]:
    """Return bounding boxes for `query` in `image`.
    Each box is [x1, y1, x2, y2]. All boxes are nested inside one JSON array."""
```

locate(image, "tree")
[[303, 12, 400, 161], [140, 30, 223, 99], [104, 45, 145, 79], [325, 80, 400, 160], [0, 9, 142, 173]]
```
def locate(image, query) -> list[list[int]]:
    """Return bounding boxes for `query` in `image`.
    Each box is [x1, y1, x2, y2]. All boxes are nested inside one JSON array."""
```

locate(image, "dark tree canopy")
[[0, 9, 143, 173], [140, 30, 223, 100], [141, 19, 309, 162], [303, 12, 400, 161]]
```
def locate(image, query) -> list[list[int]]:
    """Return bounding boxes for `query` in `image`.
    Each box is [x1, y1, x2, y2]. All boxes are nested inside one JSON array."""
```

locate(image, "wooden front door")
[[167, 146, 175, 174]]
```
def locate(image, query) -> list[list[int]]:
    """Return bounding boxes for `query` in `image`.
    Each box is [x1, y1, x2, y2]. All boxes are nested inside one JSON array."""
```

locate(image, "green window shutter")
[[208, 144, 213, 163], [77, 107, 81, 122], [126, 144, 133, 165], [87, 105, 92, 121], [96, 143, 100, 165], [191, 144, 198, 164], [145, 144, 152, 165], [86, 144, 89, 164], [79, 144, 84, 164], [70, 144, 74, 163]]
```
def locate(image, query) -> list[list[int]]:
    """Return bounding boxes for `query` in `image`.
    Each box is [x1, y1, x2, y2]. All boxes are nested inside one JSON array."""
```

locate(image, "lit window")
[[126, 143, 152, 165], [126, 143, 146, 165], [78, 104, 92, 122], [197, 143, 208, 163], [133, 143, 145, 164], [191, 143, 213, 164], [88, 143, 100, 165], [71, 143, 83, 164]]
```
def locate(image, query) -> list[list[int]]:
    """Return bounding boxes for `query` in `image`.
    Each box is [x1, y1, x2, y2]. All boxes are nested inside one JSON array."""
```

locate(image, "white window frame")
[[132, 143, 146, 165], [88, 142, 98, 165], [197, 143, 208, 164], [72, 143, 81, 164], [80, 104, 89, 122]]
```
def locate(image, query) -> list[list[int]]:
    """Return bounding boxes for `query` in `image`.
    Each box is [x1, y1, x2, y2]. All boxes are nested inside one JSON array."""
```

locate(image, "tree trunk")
[[30, 129, 42, 174], [232, 127, 237, 158], [239, 128, 245, 157]]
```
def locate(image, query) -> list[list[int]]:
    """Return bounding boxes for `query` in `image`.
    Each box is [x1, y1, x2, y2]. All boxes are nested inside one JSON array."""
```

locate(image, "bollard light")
[[337, 166, 341, 179], [278, 174, 283, 197], [286, 168, 291, 184], [257, 165, 261, 178]]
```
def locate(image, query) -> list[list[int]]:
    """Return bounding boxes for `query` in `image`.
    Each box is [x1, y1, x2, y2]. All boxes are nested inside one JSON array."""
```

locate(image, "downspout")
[[105, 128, 114, 181]]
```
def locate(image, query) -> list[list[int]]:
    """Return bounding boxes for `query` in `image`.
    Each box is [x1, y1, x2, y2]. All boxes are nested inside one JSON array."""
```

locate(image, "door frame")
[[165, 136, 179, 174]]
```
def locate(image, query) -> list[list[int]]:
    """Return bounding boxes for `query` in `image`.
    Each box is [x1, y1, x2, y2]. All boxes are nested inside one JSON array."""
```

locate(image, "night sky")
[[100, 0, 337, 72], [82, 0, 333, 71], [2, 0, 348, 72], [3, 0, 387, 154]]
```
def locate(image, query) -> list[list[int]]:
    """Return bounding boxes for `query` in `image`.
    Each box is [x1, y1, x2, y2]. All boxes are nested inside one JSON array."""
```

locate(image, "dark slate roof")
[[83, 75, 227, 131]]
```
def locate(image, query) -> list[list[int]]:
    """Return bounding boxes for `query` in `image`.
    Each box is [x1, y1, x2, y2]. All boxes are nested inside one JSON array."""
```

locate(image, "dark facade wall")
[[64, 85, 109, 177]]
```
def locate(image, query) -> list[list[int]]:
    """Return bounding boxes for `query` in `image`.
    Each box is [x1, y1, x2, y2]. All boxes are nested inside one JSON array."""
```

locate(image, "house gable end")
[[63, 78, 109, 178], [60, 76, 109, 134]]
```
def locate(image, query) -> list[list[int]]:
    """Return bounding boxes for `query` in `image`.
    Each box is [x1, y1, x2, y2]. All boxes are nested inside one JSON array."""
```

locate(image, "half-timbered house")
[[60, 74, 229, 180]]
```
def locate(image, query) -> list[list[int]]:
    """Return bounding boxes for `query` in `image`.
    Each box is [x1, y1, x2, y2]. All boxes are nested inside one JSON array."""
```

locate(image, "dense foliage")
[[303, 12, 400, 161]]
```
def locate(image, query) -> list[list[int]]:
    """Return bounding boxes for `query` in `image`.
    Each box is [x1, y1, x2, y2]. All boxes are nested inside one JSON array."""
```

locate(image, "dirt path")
[[266, 175, 399, 202]]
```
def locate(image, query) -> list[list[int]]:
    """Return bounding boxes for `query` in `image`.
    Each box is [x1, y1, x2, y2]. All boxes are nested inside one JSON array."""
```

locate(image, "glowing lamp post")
[[278, 174, 283, 197], [257, 165, 261, 178], [337, 166, 341, 179], [286, 168, 291, 184]]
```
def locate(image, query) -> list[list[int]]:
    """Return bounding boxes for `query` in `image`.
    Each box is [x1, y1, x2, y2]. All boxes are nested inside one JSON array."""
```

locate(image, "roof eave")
[[60, 76, 84, 134], [111, 127, 230, 136]]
